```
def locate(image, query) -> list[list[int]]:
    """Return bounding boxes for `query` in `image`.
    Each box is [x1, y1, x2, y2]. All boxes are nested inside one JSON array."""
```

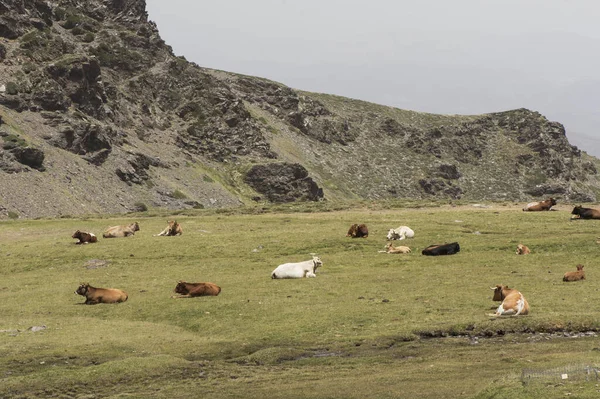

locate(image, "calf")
[[386, 226, 415, 240], [154, 220, 183, 236], [516, 244, 530, 255], [271, 256, 323, 279], [171, 281, 221, 298], [523, 198, 557, 211], [75, 283, 128, 305], [489, 285, 529, 316], [421, 242, 460, 256], [103, 222, 140, 238], [381, 242, 411, 254], [571, 205, 600, 220], [563, 264, 585, 282], [346, 223, 368, 238], [72, 230, 97, 244]]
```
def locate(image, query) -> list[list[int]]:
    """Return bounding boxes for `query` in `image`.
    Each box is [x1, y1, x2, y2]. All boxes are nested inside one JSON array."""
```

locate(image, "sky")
[[145, 0, 600, 158]]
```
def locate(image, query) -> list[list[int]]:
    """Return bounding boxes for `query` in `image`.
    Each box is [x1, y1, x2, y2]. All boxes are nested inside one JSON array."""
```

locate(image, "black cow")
[[571, 205, 600, 220], [422, 242, 460, 256]]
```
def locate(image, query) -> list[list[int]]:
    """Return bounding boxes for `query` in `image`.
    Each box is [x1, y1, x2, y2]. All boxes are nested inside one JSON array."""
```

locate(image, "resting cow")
[[154, 220, 183, 236], [422, 242, 460, 256], [72, 230, 97, 244], [563, 264, 585, 282], [381, 242, 411, 254], [271, 256, 323, 279], [103, 222, 140, 238], [522, 198, 557, 211], [171, 281, 221, 298], [75, 283, 128, 305], [571, 205, 600, 220], [386, 226, 415, 240], [346, 224, 368, 238], [516, 244, 530, 255], [489, 285, 529, 316]]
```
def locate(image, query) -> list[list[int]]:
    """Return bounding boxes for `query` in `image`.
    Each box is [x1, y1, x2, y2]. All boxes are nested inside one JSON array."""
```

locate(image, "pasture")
[[1, 203, 600, 398]]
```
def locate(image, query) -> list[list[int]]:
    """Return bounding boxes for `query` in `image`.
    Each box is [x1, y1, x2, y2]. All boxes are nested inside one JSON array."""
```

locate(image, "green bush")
[[61, 14, 82, 29], [82, 32, 95, 43], [7, 211, 18, 219], [133, 202, 148, 212], [170, 190, 188, 199], [5, 81, 18, 95]]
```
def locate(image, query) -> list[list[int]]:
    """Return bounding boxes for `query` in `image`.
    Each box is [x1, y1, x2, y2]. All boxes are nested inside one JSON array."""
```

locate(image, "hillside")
[[1, 0, 599, 218]]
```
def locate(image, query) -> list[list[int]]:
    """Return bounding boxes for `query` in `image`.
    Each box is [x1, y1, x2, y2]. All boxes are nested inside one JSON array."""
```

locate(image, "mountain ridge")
[[0, 0, 599, 219]]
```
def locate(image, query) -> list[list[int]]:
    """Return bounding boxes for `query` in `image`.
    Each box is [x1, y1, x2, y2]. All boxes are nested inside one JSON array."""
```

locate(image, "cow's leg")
[[171, 294, 192, 299]]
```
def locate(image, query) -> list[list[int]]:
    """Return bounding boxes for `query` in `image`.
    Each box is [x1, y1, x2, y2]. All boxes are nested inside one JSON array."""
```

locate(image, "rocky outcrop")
[[245, 163, 324, 203]]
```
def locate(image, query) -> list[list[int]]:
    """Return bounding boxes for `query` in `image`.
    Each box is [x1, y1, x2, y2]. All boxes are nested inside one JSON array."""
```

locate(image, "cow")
[[75, 283, 128, 305], [103, 222, 140, 238], [571, 205, 600, 220], [271, 256, 323, 279], [154, 220, 183, 236], [346, 224, 368, 238], [516, 244, 530, 255], [72, 230, 97, 244], [489, 285, 529, 316], [421, 242, 460, 256], [381, 242, 411, 254], [171, 281, 221, 298], [386, 226, 415, 240], [563, 264, 585, 282], [522, 198, 557, 211]]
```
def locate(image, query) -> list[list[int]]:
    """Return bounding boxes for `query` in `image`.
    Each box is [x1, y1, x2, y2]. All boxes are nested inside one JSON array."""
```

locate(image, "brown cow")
[[171, 281, 221, 298], [75, 283, 128, 304], [516, 244, 530, 255], [489, 285, 529, 316], [103, 222, 140, 238], [382, 242, 411, 254], [522, 198, 557, 211], [346, 223, 368, 238], [154, 220, 183, 236], [72, 230, 98, 244], [563, 264, 585, 282]]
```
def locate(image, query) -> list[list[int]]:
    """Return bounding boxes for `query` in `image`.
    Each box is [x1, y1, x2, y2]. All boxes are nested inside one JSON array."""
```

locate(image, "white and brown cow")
[[489, 285, 529, 316], [516, 244, 530, 255], [381, 242, 411, 254], [523, 198, 557, 212], [271, 256, 323, 279], [103, 222, 140, 238], [563, 264, 585, 282], [72, 230, 98, 244], [154, 220, 183, 236]]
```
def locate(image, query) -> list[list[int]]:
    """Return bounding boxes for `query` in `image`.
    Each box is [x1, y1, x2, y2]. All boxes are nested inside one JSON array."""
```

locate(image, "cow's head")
[[576, 264, 584, 271], [549, 198, 557, 206], [72, 230, 82, 239], [312, 256, 323, 270], [346, 224, 358, 237], [131, 222, 140, 232], [174, 281, 189, 295], [572, 206, 582, 215], [386, 229, 397, 240], [75, 283, 90, 296], [490, 285, 507, 301]]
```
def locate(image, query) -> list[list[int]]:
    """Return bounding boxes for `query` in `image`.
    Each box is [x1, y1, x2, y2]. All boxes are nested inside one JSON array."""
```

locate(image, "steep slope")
[[0, 0, 598, 218]]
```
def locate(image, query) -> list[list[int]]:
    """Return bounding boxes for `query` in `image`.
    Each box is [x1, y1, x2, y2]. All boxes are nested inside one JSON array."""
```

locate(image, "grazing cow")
[[489, 285, 529, 316], [171, 281, 221, 298], [522, 198, 557, 211], [271, 256, 323, 279], [381, 242, 411, 254], [346, 223, 368, 238], [563, 264, 585, 282], [103, 222, 140, 238], [386, 226, 415, 240], [154, 220, 183, 236], [72, 230, 97, 244], [516, 244, 530, 255], [421, 242, 460, 256], [571, 205, 600, 220], [75, 283, 128, 305]]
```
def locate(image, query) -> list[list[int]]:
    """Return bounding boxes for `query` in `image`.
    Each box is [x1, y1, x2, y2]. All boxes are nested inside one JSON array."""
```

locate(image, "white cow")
[[386, 226, 415, 240], [271, 256, 323, 279]]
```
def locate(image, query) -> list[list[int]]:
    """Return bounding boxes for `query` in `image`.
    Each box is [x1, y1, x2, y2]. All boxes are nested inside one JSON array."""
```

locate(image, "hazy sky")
[[145, 0, 600, 157]]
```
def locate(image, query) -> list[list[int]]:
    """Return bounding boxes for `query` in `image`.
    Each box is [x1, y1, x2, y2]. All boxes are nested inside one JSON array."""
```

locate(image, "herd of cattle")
[[72, 199, 594, 318]]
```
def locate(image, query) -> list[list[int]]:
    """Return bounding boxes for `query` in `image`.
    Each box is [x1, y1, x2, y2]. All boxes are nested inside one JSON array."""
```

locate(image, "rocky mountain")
[[0, 0, 599, 219]]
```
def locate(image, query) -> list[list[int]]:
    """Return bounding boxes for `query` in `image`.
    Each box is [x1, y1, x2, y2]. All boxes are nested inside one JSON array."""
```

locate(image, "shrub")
[[133, 202, 148, 212], [170, 190, 188, 199], [5, 81, 18, 95], [7, 211, 18, 219], [82, 33, 95, 43], [61, 14, 82, 29]]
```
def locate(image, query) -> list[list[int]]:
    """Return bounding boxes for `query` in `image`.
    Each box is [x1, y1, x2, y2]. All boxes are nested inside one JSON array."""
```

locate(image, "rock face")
[[245, 163, 324, 203], [0, 0, 598, 218]]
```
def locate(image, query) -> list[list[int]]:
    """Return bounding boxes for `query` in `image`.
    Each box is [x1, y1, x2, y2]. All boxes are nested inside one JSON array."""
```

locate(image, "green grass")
[[1, 205, 600, 398]]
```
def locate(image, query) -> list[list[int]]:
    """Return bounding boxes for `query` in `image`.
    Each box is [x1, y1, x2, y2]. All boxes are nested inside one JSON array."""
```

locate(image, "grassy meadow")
[[2, 202, 600, 398]]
